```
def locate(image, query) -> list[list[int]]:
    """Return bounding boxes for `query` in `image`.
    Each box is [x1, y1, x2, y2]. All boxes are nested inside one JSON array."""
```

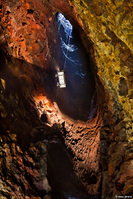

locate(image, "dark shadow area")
[[47, 141, 100, 199], [0, 49, 56, 99], [0, 18, 98, 123], [0, 41, 97, 127], [0, 49, 54, 150], [0, 49, 102, 199]]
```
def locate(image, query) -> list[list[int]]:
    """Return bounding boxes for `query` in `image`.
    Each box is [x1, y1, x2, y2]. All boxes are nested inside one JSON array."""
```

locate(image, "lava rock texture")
[[0, 0, 133, 198]]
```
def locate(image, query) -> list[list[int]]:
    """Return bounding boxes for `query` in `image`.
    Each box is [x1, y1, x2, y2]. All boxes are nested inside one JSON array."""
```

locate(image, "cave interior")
[[0, 0, 133, 199]]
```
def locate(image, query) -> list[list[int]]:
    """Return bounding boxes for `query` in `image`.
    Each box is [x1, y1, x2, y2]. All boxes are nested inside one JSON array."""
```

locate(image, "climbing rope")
[[63, 34, 71, 71], [57, 13, 73, 71]]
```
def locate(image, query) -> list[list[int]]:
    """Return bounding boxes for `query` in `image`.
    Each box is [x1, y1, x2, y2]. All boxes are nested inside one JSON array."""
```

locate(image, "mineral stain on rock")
[[118, 77, 128, 96]]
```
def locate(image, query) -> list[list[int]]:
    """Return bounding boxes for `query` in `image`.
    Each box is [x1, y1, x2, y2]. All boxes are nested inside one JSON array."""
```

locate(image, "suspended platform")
[[56, 71, 66, 88]]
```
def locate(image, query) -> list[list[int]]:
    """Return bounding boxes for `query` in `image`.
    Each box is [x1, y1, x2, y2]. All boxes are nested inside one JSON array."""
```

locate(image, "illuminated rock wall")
[[67, 0, 133, 197], [0, 0, 133, 198]]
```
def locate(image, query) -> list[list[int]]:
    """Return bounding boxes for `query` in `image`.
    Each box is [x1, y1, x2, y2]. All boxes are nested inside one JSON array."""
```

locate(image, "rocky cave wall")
[[0, 0, 133, 198]]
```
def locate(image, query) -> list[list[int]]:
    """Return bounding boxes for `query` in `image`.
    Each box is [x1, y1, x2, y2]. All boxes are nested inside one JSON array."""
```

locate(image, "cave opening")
[[1, 1, 132, 199], [47, 12, 97, 121], [45, 13, 101, 199]]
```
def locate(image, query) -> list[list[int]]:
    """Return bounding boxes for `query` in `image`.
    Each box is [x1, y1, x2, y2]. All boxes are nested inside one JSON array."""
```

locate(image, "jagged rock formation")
[[0, 0, 133, 198]]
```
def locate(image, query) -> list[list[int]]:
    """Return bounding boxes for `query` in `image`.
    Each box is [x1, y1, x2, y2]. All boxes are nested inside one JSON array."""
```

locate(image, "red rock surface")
[[0, 0, 133, 198]]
